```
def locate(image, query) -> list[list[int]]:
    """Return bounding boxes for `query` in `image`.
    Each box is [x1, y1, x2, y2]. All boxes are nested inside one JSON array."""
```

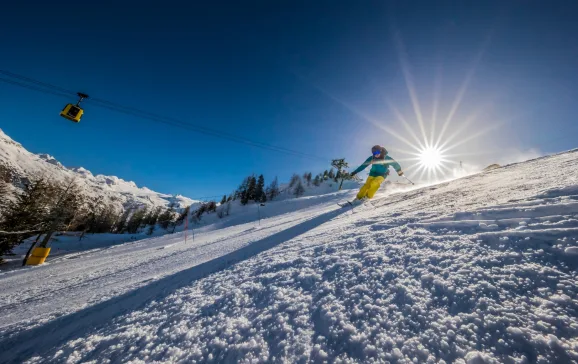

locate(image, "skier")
[[348, 145, 403, 204]]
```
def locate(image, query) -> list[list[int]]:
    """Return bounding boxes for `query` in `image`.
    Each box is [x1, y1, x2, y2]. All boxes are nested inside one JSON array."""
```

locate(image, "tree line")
[[228, 158, 351, 204], [0, 158, 352, 263], [0, 175, 188, 262]]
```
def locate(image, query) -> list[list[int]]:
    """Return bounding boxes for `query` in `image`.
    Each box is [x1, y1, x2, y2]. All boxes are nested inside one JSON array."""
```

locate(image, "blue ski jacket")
[[352, 155, 402, 178]]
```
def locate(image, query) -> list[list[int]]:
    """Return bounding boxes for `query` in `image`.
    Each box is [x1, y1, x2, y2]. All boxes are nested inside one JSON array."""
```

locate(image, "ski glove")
[[350, 171, 357, 177], [397, 170, 404, 176]]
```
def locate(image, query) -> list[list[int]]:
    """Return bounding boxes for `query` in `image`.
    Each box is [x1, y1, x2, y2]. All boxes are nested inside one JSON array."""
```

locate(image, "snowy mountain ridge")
[[0, 128, 197, 210]]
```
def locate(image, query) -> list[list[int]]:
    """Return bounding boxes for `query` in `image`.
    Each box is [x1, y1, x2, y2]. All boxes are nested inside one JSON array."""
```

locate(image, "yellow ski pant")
[[357, 176, 385, 199]]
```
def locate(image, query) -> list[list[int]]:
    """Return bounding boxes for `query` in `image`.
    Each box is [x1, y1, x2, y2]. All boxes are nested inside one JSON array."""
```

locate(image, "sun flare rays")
[[373, 29, 498, 183], [292, 28, 498, 184]]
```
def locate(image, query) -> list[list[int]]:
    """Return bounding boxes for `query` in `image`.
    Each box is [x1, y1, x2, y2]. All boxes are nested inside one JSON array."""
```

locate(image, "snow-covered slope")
[[0, 128, 196, 209], [1, 149, 577, 363]]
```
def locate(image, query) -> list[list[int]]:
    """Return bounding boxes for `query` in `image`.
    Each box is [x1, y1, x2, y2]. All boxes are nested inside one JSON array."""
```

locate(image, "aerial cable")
[[88, 100, 321, 159], [0, 77, 72, 99], [0, 70, 77, 96], [91, 101, 321, 159], [88, 95, 327, 160], [0, 70, 329, 162]]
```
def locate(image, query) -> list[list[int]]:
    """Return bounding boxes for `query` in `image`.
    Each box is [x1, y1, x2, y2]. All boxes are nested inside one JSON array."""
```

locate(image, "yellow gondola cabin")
[[60, 92, 88, 122]]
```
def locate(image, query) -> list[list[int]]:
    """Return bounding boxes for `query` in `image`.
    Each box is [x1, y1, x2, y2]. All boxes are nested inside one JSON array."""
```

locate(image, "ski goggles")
[[372, 150, 381, 156]]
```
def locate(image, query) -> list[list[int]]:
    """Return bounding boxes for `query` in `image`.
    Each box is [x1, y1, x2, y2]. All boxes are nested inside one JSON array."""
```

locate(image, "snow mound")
[[483, 163, 501, 171]]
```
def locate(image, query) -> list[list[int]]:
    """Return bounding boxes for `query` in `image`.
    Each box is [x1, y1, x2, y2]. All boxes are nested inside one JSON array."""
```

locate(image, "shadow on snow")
[[0, 207, 348, 363]]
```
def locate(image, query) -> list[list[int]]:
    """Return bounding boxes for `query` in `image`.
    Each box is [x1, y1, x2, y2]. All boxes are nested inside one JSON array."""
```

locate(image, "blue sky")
[[1, 1, 577, 198]]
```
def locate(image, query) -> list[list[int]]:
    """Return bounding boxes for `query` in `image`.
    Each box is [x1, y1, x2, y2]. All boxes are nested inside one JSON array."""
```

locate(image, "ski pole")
[[403, 175, 415, 185]]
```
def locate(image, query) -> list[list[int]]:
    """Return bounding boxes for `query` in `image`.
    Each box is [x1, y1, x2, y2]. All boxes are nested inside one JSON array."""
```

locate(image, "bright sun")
[[418, 147, 443, 170]]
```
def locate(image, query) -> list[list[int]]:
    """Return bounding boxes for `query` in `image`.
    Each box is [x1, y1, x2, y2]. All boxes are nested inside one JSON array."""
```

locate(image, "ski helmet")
[[371, 145, 387, 156]]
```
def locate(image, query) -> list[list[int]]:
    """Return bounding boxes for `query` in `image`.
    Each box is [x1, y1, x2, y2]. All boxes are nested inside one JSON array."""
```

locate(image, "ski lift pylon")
[[60, 92, 89, 123]]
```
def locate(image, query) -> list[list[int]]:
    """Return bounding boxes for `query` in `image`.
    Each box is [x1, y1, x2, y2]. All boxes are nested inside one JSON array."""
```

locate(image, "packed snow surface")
[[1, 150, 578, 363]]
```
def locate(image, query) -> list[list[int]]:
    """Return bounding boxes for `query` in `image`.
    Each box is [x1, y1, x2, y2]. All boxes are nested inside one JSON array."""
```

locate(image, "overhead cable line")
[[0, 70, 329, 162], [90, 100, 322, 160], [0, 70, 77, 95], [0, 77, 72, 99]]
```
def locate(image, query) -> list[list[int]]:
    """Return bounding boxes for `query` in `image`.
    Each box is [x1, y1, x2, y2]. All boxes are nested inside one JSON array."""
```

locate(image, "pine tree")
[[294, 180, 305, 198], [217, 205, 225, 218], [114, 207, 134, 234], [267, 177, 280, 201], [25, 177, 86, 248], [146, 207, 162, 226], [175, 205, 191, 225], [76, 196, 100, 233], [328, 168, 335, 179], [303, 172, 312, 186], [142, 209, 155, 227], [157, 203, 176, 230], [206, 201, 217, 213], [156, 209, 172, 230], [0, 178, 55, 258], [247, 176, 257, 201], [115, 208, 131, 233], [288, 174, 300, 188], [313, 175, 321, 187], [126, 207, 148, 234], [139, 207, 150, 229], [220, 195, 227, 205], [236, 177, 250, 202], [167, 203, 179, 231], [195, 203, 207, 219], [240, 192, 249, 205], [75, 196, 119, 234], [255, 175, 265, 203], [331, 158, 349, 182], [323, 170, 329, 180], [241, 176, 257, 205], [96, 203, 119, 233], [227, 194, 233, 202]]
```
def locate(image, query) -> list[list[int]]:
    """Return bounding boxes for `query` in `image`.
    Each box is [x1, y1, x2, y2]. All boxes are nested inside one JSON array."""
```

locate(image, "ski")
[[337, 201, 353, 208], [338, 198, 377, 210]]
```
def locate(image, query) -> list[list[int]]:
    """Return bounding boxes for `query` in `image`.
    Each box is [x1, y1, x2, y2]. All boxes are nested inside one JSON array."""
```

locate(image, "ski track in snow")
[[1, 151, 578, 363]]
